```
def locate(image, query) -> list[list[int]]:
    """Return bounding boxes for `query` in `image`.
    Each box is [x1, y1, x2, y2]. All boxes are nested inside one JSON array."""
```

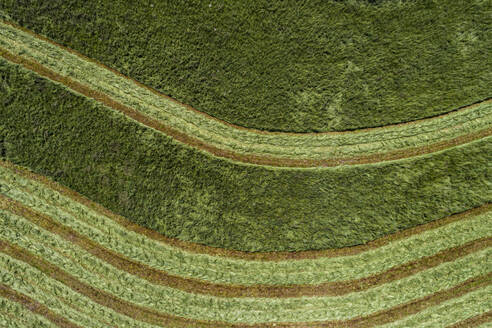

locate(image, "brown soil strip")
[[0, 46, 490, 168], [0, 284, 82, 328], [0, 240, 490, 328], [1, 194, 490, 299], [3, 19, 490, 137], [1, 160, 490, 262], [447, 311, 492, 328]]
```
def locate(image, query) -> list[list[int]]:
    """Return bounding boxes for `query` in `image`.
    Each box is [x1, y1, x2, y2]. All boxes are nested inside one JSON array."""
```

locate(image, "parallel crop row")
[[0, 21, 490, 167], [0, 5, 490, 326], [0, 161, 490, 326], [1, 54, 490, 251], [0, 161, 490, 287]]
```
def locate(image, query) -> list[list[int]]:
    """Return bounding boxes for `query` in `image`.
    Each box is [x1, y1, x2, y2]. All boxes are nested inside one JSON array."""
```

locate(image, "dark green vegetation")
[[1, 0, 490, 132], [1, 59, 490, 252]]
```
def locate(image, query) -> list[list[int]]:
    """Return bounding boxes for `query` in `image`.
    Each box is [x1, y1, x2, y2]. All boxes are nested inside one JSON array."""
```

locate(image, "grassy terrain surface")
[[0, 297, 58, 328], [1, 0, 491, 132], [0, 229, 488, 323], [1, 19, 490, 167], [2, 163, 490, 286], [0, 161, 490, 324], [1, 59, 490, 252], [1, 1, 491, 325]]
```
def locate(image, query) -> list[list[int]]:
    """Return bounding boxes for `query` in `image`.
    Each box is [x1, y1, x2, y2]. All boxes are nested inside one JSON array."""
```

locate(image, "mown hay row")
[[379, 286, 491, 327], [1, 57, 490, 252], [0, 163, 490, 324], [0, 237, 490, 325], [0, 161, 490, 287], [1, 196, 490, 300], [0, 21, 490, 165], [447, 311, 492, 328]]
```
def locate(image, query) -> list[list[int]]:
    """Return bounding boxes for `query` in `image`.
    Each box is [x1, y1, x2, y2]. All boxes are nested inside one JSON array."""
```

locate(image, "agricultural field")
[[0, 0, 491, 326], [1, 0, 491, 132], [0, 161, 490, 326]]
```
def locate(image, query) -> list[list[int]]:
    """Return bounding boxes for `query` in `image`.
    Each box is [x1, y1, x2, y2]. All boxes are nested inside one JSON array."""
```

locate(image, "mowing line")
[[0, 297, 59, 328], [5, 173, 488, 285], [1, 19, 490, 138], [0, 241, 489, 327], [3, 169, 491, 289], [0, 242, 224, 328], [0, 209, 489, 323], [1, 160, 489, 262], [1, 193, 490, 298], [0, 44, 490, 167], [0, 284, 82, 328], [447, 311, 492, 328], [378, 286, 491, 327], [4, 266, 156, 328]]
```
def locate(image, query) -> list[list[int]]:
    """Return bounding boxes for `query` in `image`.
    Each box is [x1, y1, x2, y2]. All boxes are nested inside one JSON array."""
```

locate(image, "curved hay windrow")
[[0, 21, 490, 167], [0, 3, 491, 325], [0, 161, 490, 326], [1, 56, 490, 252]]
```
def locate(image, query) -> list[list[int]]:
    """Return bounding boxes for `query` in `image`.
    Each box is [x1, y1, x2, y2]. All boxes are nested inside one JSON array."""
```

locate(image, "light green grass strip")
[[0, 209, 490, 323], [1, 165, 490, 286], [380, 285, 492, 327], [0, 257, 160, 328], [0, 297, 58, 328], [0, 259, 101, 328], [0, 21, 490, 160]]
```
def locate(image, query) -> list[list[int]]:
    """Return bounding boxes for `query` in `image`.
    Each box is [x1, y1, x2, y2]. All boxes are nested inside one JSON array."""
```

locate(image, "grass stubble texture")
[[0, 160, 489, 326], [0, 0, 491, 132], [0, 59, 491, 252]]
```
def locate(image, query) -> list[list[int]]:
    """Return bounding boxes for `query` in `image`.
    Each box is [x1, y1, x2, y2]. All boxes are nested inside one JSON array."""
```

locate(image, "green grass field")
[[1, 0, 491, 132], [0, 161, 489, 326], [1, 59, 490, 251], [0, 1, 491, 326]]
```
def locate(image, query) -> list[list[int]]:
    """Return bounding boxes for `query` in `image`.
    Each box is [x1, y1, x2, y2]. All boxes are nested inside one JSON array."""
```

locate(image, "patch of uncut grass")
[[1, 19, 491, 161], [1, 60, 491, 252], [0, 0, 491, 132], [2, 167, 491, 285]]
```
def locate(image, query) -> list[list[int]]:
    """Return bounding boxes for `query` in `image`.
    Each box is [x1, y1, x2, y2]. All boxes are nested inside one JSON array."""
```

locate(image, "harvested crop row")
[[0, 285, 80, 328], [0, 295, 61, 328], [1, 59, 490, 252], [447, 312, 492, 328], [1, 227, 491, 324], [3, 159, 490, 261], [379, 286, 491, 327], [0, 242, 489, 325], [1, 195, 490, 300], [2, 159, 491, 262], [1, 260, 163, 327], [0, 21, 490, 166], [0, 161, 490, 287], [0, 162, 490, 324]]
